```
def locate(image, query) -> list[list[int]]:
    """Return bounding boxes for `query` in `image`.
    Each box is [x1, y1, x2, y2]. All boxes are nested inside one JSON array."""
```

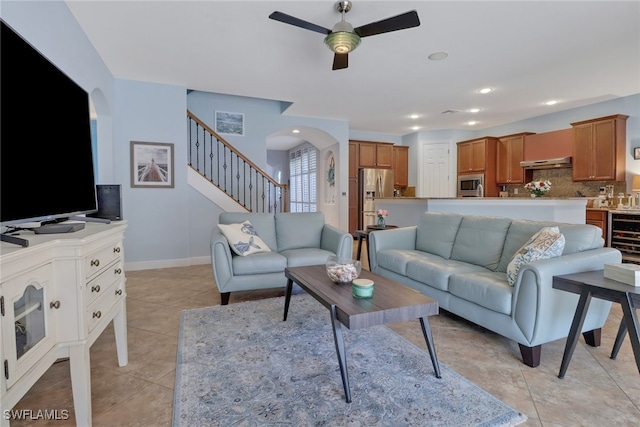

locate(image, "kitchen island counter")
[[375, 197, 587, 226]]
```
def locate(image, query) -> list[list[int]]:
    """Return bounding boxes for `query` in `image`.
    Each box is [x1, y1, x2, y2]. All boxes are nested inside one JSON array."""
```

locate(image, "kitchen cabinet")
[[571, 115, 628, 182], [392, 145, 409, 188], [497, 133, 533, 184], [457, 137, 498, 174], [609, 211, 640, 264], [355, 141, 393, 169], [456, 137, 499, 197], [586, 209, 608, 246]]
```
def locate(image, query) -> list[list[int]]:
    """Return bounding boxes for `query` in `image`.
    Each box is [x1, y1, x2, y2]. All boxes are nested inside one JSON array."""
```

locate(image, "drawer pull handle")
[[115, 289, 123, 296], [92, 285, 101, 293], [91, 259, 100, 267], [113, 247, 121, 253], [115, 268, 122, 275], [93, 311, 102, 319], [50, 300, 61, 309]]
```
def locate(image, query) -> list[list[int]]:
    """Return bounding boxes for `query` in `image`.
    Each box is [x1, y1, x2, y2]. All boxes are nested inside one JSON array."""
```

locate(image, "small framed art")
[[634, 147, 640, 160], [215, 111, 244, 136], [130, 141, 175, 188]]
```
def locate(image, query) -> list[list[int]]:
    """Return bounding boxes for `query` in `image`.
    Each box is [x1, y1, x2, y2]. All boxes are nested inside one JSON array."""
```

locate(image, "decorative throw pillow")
[[218, 221, 271, 256], [506, 226, 565, 286]]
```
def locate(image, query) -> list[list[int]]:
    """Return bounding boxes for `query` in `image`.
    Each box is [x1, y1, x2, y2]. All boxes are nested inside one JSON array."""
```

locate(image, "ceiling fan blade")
[[354, 10, 420, 38], [332, 53, 349, 70], [269, 11, 331, 35]]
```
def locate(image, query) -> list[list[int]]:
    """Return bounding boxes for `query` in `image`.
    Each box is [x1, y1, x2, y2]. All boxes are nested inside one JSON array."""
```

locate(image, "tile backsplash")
[[503, 168, 626, 198]]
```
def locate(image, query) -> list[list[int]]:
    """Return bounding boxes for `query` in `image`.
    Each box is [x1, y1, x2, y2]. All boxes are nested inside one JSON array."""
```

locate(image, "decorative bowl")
[[325, 256, 361, 284]]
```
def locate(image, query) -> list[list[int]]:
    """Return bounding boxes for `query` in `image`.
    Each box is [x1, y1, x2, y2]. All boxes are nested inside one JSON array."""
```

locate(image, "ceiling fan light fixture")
[[325, 31, 361, 53]]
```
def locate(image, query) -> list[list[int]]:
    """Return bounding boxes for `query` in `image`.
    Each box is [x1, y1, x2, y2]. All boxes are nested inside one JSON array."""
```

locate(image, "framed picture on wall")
[[130, 141, 175, 188], [215, 111, 244, 136], [635, 147, 640, 160]]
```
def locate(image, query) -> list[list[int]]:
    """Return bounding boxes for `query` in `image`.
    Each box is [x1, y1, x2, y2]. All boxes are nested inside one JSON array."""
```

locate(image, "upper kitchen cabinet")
[[392, 145, 409, 187], [457, 137, 498, 175], [496, 133, 534, 184], [354, 140, 393, 169], [571, 114, 628, 182]]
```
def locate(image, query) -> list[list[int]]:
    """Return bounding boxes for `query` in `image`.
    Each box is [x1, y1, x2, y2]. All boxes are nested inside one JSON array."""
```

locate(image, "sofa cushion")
[[506, 226, 565, 286], [450, 216, 512, 270], [218, 221, 272, 256], [497, 220, 604, 272], [406, 258, 490, 291], [555, 223, 603, 254], [376, 249, 436, 276], [448, 272, 513, 315], [276, 212, 324, 252], [280, 248, 335, 267], [232, 251, 287, 275], [219, 213, 277, 251], [415, 212, 463, 259]]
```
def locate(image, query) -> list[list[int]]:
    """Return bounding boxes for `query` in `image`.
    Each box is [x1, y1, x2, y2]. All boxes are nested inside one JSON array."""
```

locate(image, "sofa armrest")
[[210, 227, 234, 291], [367, 226, 417, 272], [320, 225, 354, 259], [512, 247, 622, 344]]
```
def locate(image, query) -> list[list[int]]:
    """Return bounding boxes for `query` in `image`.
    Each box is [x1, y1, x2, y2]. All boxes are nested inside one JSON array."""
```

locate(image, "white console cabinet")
[[0, 222, 128, 426]]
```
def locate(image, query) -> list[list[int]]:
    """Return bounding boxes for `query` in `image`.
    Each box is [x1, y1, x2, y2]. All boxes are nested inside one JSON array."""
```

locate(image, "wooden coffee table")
[[283, 265, 441, 403]]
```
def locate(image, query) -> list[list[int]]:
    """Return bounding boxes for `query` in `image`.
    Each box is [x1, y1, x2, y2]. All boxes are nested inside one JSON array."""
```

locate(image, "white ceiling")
[[67, 1, 640, 149]]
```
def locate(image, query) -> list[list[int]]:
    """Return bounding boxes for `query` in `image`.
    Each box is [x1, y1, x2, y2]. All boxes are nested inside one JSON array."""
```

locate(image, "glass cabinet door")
[[14, 284, 46, 359], [2, 263, 55, 389]]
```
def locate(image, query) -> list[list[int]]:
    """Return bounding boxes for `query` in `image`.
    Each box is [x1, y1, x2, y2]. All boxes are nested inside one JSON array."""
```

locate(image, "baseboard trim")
[[125, 256, 211, 271]]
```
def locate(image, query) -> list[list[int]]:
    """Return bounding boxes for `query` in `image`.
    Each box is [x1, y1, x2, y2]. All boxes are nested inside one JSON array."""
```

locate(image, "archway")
[[267, 127, 342, 227]]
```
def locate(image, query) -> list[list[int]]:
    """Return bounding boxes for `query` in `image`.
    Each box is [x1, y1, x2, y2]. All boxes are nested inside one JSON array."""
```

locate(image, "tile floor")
[[8, 244, 640, 426]]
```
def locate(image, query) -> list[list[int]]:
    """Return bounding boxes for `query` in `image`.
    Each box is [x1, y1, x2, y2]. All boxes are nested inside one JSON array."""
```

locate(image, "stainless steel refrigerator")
[[359, 168, 395, 229]]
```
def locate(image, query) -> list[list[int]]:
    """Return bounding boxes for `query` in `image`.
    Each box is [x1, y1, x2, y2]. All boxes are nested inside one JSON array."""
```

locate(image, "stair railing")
[[187, 110, 288, 213]]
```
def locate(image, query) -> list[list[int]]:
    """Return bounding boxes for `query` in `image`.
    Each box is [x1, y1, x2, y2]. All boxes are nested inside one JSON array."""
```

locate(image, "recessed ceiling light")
[[468, 108, 481, 113], [409, 114, 420, 119], [466, 121, 477, 126], [411, 126, 421, 131], [544, 100, 558, 106], [292, 129, 300, 134], [428, 51, 448, 60], [478, 87, 492, 94]]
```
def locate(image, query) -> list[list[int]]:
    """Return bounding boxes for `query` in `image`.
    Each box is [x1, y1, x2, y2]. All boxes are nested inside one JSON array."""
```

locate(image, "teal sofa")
[[368, 212, 622, 367], [211, 212, 353, 305]]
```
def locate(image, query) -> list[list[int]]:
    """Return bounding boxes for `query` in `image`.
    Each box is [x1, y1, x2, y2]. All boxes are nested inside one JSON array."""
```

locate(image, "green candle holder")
[[352, 278, 374, 299]]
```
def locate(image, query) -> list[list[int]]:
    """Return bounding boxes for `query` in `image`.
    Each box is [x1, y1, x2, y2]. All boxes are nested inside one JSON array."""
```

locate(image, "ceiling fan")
[[269, 1, 420, 70]]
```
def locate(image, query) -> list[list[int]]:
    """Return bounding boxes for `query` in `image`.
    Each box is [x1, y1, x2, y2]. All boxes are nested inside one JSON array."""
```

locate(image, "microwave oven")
[[458, 174, 484, 197]]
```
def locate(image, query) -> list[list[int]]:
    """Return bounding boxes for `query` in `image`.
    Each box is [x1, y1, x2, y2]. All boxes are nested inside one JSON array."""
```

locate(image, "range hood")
[[520, 156, 572, 169]]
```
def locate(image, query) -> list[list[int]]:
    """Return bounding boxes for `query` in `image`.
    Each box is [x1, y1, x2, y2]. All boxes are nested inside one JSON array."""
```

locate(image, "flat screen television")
[[1, 20, 98, 231]]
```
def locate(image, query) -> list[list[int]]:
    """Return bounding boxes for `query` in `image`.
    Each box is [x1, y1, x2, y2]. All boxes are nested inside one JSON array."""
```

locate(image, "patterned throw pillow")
[[506, 226, 565, 286], [218, 221, 271, 256]]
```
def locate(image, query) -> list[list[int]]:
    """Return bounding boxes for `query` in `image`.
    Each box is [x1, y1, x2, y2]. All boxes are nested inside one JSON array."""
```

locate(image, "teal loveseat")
[[211, 212, 353, 305], [368, 212, 622, 367]]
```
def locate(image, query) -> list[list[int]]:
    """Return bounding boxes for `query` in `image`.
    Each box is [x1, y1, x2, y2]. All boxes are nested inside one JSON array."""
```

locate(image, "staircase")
[[187, 110, 288, 213]]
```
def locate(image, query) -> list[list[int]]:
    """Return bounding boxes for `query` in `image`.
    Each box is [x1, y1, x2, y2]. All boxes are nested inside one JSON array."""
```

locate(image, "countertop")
[[379, 197, 588, 201], [374, 196, 588, 224]]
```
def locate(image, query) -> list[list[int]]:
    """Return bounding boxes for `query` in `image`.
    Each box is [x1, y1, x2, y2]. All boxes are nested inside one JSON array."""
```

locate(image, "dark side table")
[[354, 225, 398, 268], [552, 270, 640, 378]]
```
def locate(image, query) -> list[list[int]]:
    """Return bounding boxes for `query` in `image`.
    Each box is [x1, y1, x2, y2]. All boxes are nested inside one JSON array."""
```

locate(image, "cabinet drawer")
[[586, 210, 607, 221], [87, 279, 125, 332], [87, 259, 124, 305], [85, 242, 124, 279]]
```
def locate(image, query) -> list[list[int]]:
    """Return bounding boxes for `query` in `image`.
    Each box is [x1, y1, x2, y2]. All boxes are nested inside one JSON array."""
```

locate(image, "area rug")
[[173, 294, 526, 427]]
